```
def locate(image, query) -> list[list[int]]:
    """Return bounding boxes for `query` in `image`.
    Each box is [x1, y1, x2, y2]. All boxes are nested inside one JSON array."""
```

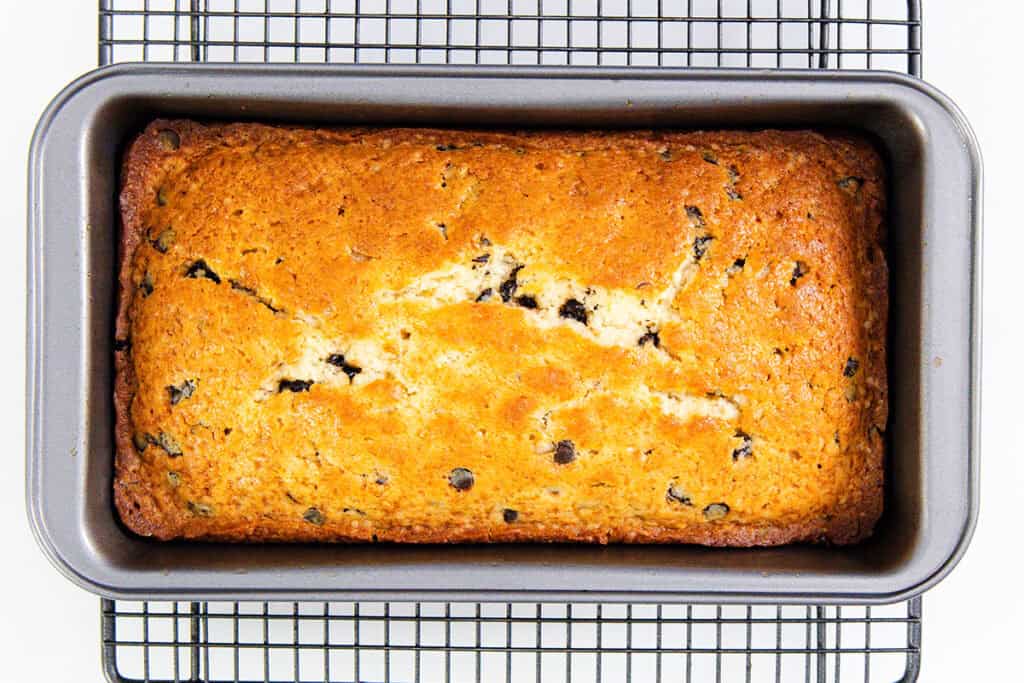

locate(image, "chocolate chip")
[[503, 508, 519, 523], [693, 235, 714, 261], [685, 205, 706, 228], [156, 432, 182, 457], [790, 261, 809, 286], [727, 258, 746, 275], [515, 295, 538, 309], [187, 501, 213, 517], [186, 259, 221, 284], [167, 379, 196, 406], [499, 265, 524, 302], [343, 507, 367, 516], [666, 485, 693, 506], [166, 471, 180, 487], [114, 338, 131, 352], [448, 467, 475, 491], [278, 379, 313, 393], [638, 330, 660, 348], [843, 357, 860, 377], [156, 129, 180, 151], [435, 144, 460, 151], [156, 187, 168, 206], [303, 507, 325, 525], [475, 288, 494, 302], [732, 430, 753, 461], [659, 149, 673, 161], [139, 272, 154, 298], [132, 432, 150, 453], [703, 503, 730, 521], [702, 151, 719, 165], [553, 440, 576, 465], [151, 228, 175, 253], [726, 165, 743, 200], [472, 253, 490, 263], [558, 298, 588, 325], [375, 473, 389, 485], [837, 176, 863, 194], [326, 354, 362, 382]]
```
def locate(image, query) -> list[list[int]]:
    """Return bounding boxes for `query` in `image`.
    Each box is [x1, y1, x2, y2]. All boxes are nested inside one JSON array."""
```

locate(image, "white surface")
[[2, 1, 1019, 681]]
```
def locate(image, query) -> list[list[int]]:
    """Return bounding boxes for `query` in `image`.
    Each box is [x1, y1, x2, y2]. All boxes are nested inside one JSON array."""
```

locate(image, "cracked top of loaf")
[[114, 121, 887, 545]]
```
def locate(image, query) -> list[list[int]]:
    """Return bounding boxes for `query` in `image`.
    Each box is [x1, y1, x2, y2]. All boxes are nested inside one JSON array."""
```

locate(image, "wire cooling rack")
[[103, 601, 921, 682], [98, 1, 923, 681], [98, 0, 921, 74]]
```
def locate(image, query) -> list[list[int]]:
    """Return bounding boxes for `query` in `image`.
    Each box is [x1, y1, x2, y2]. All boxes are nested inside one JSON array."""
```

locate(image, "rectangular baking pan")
[[26, 64, 980, 603]]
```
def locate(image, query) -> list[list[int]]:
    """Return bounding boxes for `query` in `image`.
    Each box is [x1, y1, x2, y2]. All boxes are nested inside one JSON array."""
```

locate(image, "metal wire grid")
[[98, 0, 921, 76], [103, 599, 921, 682], [98, 1, 922, 681]]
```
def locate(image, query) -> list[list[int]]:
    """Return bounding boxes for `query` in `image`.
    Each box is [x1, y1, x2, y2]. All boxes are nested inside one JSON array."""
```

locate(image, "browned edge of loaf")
[[114, 120, 885, 546]]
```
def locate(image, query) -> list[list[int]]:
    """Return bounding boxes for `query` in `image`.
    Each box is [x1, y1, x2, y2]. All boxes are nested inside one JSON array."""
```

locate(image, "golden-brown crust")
[[115, 120, 887, 545]]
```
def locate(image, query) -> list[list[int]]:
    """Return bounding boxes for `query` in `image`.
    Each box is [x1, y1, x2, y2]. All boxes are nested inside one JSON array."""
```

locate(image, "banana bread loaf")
[[114, 120, 887, 545]]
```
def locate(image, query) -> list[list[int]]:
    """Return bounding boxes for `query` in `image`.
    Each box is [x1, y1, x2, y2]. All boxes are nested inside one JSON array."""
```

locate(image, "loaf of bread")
[[114, 120, 887, 545]]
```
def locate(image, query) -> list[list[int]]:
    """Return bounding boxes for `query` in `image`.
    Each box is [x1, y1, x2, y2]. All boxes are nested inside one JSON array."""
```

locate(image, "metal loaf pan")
[[27, 64, 980, 603]]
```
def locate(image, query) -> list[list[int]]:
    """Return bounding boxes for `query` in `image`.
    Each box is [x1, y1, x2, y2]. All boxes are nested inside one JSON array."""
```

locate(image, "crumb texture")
[[114, 121, 887, 545]]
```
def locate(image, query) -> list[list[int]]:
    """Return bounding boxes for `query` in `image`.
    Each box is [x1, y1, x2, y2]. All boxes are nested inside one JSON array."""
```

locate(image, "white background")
[[2, 1, 1019, 681]]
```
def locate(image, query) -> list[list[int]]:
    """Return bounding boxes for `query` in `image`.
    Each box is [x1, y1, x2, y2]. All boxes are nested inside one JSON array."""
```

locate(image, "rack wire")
[[103, 600, 921, 682], [99, 0, 921, 75], [98, 1, 923, 681]]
